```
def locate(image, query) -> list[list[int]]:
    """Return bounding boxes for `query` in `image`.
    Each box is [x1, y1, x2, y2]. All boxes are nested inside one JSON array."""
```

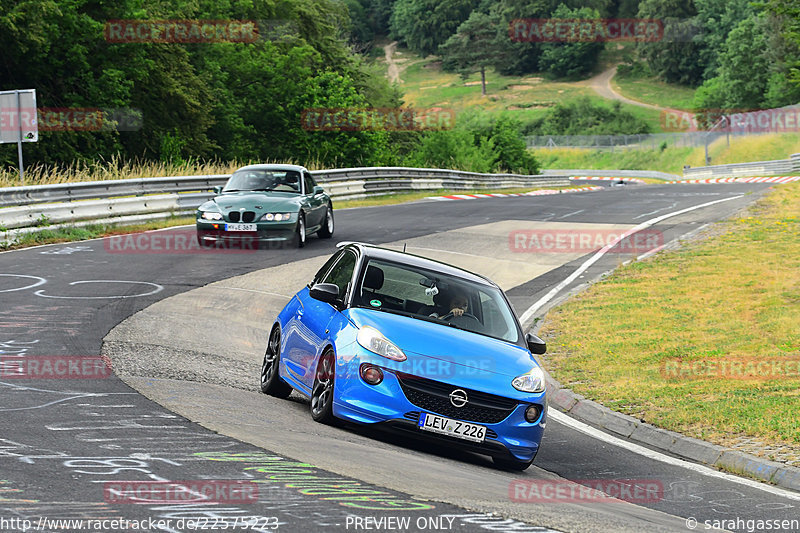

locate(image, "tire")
[[310, 349, 337, 424], [492, 455, 534, 471], [317, 206, 334, 239], [260, 327, 293, 398], [291, 214, 306, 248]]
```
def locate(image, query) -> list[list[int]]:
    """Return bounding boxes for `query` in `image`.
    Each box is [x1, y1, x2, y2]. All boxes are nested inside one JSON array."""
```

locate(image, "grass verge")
[[612, 71, 696, 111], [539, 182, 800, 452], [0, 216, 195, 251], [535, 133, 800, 175]]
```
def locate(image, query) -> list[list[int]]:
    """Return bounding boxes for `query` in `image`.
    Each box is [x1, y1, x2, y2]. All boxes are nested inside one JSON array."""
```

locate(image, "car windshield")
[[354, 258, 521, 344], [223, 169, 301, 194]]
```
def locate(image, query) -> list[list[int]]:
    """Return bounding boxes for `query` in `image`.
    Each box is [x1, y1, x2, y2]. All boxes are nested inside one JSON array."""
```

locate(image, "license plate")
[[225, 223, 256, 232], [418, 412, 486, 443]]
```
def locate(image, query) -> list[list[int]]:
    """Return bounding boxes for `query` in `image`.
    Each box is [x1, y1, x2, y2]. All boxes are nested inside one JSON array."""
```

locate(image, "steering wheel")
[[439, 311, 480, 325]]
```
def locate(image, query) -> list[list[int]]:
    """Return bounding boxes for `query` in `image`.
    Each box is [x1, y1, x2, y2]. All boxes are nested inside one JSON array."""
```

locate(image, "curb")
[[544, 374, 800, 492]]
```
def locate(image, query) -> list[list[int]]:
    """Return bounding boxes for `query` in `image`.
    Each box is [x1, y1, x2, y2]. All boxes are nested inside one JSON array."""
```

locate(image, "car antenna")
[[403, 243, 407, 253]]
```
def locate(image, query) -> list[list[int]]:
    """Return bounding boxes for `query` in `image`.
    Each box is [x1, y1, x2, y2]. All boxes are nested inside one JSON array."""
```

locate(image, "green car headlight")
[[200, 211, 223, 221], [259, 213, 292, 222], [512, 366, 545, 393], [357, 326, 406, 362]]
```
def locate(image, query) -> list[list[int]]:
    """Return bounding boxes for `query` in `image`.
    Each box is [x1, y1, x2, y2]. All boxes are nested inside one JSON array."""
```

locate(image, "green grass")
[[539, 182, 800, 450], [533, 147, 695, 174], [613, 70, 697, 111], [535, 133, 800, 175], [395, 48, 666, 132]]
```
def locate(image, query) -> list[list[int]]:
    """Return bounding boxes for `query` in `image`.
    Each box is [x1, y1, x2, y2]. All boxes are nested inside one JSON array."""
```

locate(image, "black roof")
[[341, 242, 497, 288]]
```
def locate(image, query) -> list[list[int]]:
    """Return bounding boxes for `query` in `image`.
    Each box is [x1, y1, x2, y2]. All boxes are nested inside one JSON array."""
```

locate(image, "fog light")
[[360, 364, 383, 385], [524, 404, 542, 423]]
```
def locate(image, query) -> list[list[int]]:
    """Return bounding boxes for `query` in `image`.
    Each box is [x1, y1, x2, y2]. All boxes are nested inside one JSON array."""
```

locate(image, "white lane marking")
[[549, 409, 800, 501], [556, 209, 584, 219], [518, 195, 744, 325], [0, 274, 47, 293], [632, 201, 678, 220], [34, 280, 164, 299]]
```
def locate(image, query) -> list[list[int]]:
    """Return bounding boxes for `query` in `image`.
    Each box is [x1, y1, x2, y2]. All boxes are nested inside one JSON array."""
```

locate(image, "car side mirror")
[[313, 185, 324, 195], [309, 283, 340, 305], [213, 186, 223, 194], [526, 333, 546, 355]]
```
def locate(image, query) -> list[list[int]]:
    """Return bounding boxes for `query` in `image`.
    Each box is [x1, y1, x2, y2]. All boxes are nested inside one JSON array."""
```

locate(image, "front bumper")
[[196, 216, 297, 244], [332, 348, 546, 463]]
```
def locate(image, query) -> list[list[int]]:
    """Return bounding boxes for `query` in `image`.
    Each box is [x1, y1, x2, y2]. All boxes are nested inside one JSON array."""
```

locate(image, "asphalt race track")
[[1, 182, 798, 533]]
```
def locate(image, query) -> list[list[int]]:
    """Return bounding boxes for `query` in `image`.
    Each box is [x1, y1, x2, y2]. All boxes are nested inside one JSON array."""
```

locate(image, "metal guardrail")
[[683, 154, 799, 178], [0, 167, 570, 231], [542, 169, 680, 180]]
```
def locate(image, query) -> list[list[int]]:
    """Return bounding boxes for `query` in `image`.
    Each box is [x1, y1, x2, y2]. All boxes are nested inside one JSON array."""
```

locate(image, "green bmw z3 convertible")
[[196, 164, 334, 248]]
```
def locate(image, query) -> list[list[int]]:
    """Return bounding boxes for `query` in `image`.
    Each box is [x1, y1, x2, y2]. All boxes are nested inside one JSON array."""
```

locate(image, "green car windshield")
[[223, 170, 302, 194], [354, 258, 522, 344]]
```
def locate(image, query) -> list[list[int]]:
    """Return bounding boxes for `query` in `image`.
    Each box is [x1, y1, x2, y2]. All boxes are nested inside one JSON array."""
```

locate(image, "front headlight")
[[200, 211, 223, 221], [356, 326, 406, 362], [512, 366, 545, 393], [259, 213, 292, 222]]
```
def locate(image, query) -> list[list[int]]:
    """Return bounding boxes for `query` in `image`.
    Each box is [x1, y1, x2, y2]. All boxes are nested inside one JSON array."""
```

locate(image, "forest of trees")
[[1, 0, 798, 174]]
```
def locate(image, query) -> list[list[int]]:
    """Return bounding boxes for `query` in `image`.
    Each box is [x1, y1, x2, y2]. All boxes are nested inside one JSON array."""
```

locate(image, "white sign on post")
[[0, 89, 38, 184]]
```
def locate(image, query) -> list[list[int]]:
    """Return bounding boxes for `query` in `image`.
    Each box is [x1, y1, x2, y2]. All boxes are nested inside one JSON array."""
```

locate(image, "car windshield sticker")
[[370, 299, 381, 307]]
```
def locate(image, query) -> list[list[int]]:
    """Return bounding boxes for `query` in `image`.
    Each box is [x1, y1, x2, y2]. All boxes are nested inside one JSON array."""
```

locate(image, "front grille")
[[404, 411, 498, 438], [396, 373, 517, 424], [229, 211, 256, 222]]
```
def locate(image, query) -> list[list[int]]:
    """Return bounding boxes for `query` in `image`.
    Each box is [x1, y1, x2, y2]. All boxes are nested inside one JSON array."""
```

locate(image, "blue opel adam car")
[[260, 243, 547, 470]]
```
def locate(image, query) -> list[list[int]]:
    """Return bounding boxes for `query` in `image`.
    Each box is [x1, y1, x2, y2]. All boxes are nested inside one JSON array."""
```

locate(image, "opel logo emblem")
[[449, 389, 468, 408]]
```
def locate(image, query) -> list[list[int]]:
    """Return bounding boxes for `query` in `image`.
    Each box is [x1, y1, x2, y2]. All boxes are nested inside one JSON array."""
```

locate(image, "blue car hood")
[[344, 307, 538, 379]]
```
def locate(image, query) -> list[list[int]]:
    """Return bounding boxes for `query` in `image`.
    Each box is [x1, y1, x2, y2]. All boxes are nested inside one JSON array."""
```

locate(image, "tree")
[[439, 11, 502, 96], [537, 4, 604, 79], [636, 0, 705, 86], [389, 0, 480, 56], [488, 115, 539, 174], [692, 15, 771, 112]]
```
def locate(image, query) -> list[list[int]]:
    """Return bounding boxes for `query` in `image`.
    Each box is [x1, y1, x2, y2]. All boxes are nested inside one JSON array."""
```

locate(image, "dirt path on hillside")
[[385, 41, 401, 84], [584, 65, 668, 111]]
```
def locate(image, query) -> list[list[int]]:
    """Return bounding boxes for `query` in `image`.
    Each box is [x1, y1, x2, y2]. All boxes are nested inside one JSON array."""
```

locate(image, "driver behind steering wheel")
[[430, 291, 469, 319]]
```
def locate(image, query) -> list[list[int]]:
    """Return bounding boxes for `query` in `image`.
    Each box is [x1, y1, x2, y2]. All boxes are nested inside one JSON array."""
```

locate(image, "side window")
[[303, 172, 316, 195], [312, 251, 342, 285], [322, 251, 357, 299]]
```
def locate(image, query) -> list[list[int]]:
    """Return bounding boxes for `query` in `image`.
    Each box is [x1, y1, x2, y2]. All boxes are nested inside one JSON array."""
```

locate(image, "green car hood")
[[200, 191, 302, 213]]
